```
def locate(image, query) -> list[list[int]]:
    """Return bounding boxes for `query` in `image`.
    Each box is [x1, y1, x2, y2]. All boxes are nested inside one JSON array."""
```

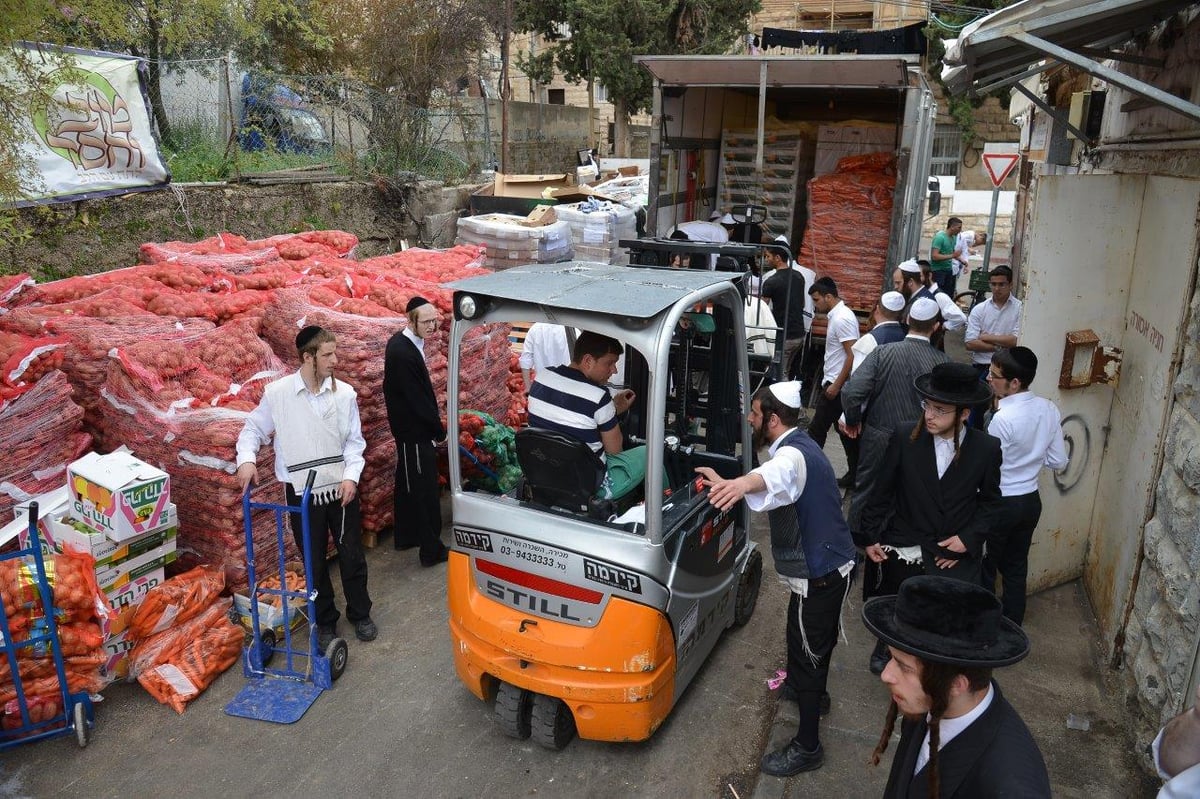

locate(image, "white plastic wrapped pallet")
[[455, 214, 574, 270], [553, 201, 637, 266]]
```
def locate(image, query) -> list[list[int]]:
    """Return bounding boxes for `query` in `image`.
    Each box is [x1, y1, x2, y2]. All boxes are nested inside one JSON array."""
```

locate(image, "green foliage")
[[514, 0, 761, 118], [160, 122, 338, 182], [925, 1, 1017, 145]]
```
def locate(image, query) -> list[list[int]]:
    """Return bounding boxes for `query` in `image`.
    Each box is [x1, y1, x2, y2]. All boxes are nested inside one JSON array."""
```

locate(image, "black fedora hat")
[[861, 576, 1029, 668], [913, 361, 993, 408]]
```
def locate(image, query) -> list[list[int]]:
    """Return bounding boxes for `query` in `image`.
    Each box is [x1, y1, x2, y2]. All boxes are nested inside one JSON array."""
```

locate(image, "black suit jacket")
[[859, 424, 1001, 557], [383, 331, 445, 444], [883, 682, 1051, 798]]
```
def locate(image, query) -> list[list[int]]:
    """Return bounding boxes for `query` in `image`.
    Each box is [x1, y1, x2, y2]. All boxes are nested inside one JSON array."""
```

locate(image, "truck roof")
[[446, 262, 739, 319], [635, 54, 915, 89]]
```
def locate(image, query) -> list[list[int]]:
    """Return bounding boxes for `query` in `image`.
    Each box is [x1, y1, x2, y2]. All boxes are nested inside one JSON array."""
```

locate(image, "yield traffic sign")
[[982, 152, 1020, 187]]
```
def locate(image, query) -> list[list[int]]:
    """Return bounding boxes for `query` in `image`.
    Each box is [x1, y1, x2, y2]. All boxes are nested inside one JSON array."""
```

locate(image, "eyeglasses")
[[920, 400, 956, 417], [987, 371, 1009, 381]]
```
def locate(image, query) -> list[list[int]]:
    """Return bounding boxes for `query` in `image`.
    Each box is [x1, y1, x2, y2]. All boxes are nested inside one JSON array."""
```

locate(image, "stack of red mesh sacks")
[[257, 244, 514, 535], [94, 320, 294, 592], [0, 548, 110, 736], [0, 293, 92, 523], [799, 151, 897, 313]]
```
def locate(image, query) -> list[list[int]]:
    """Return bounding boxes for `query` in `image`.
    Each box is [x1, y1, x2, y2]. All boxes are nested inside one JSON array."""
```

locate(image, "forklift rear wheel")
[[530, 693, 576, 750], [326, 638, 349, 681], [733, 548, 763, 627], [494, 681, 533, 739], [73, 702, 89, 748]]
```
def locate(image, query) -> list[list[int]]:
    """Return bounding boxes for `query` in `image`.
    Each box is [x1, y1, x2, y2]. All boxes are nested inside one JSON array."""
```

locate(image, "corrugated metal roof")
[[943, 0, 1198, 95], [445, 262, 738, 319], [635, 55, 914, 88]]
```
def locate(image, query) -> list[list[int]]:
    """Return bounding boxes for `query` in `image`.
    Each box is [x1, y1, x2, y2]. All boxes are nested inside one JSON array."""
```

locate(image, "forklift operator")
[[527, 331, 647, 501]]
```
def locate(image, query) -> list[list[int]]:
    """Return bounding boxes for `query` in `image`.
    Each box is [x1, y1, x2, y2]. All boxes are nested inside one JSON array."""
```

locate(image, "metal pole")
[[500, 0, 511, 173], [982, 185, 1000, 271]]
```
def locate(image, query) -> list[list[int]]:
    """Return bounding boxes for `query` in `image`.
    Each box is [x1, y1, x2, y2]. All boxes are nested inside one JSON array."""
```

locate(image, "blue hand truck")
[[225, 471, 348, 724], [0, 502, 95, 749]]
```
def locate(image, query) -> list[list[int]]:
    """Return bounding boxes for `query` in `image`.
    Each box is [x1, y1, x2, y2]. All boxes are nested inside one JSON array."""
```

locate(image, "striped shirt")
[[527, 365, 617, 457]]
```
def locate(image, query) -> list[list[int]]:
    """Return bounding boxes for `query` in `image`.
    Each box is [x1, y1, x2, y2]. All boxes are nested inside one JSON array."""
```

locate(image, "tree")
[[513, 0, 759, 151], [28, 0, 334, 143]]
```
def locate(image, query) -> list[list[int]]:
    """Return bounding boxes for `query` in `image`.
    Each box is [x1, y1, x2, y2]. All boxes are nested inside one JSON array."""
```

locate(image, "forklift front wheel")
[[326, 638, 349, 681], [733, 548, 763, 627]]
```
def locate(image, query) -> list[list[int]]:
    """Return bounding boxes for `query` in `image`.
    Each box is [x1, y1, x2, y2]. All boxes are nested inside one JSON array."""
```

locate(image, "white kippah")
[[880, 291, 906, 312], [774, 234, 790, 246], [709, 210, 722, 221], [909, 297, 940, 322], [768, 380, 803, 409], [720, 213, 737, 224], [898, 258, 922, 275]]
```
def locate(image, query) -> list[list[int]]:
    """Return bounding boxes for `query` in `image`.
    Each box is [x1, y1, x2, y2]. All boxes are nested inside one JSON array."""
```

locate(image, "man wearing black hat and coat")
[[859, 361, 1001, 588], [862, 575, 1051, 798], [384, 297, 449, 566]]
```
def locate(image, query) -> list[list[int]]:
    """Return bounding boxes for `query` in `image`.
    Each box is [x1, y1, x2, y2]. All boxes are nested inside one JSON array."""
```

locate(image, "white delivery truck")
[[635, 55, 937, 317]]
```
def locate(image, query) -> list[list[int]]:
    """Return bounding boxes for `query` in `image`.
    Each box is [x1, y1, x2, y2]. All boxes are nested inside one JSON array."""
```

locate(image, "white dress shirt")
[[930, 286, 967, 331], [933, 427, 967, 479], [403, 326, 426, 359], [519, 323, 574, 373], [822, 300, 860, 384], [987, 391, 1069, 496], [965, 296, 1022, 365], [236, 372, 367, 484], [915, 683, 994, 775], [954, 231, 976, 275]]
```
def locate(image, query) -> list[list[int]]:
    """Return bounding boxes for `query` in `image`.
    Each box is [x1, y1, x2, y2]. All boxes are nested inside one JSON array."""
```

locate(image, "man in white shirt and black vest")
[[236, 325, 377, 648], [983, 346, 1068, 625], [697, 381, 856, 778]]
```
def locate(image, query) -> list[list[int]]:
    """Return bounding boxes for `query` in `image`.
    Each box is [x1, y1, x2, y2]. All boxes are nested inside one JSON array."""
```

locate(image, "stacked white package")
[[455, 214, 574, 270], [554, 201, 638, 266]]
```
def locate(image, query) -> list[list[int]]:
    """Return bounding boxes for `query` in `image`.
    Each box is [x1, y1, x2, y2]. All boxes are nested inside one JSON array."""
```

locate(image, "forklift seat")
[[515, 428, 606, 515]]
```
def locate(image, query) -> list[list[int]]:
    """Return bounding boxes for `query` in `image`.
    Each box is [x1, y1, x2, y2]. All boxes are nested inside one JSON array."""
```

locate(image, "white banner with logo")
[[10, 43, 170, 206]]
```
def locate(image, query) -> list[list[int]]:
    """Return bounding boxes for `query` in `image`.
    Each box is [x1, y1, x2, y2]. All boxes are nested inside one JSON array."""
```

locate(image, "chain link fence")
[[149, 57, 495, 184]]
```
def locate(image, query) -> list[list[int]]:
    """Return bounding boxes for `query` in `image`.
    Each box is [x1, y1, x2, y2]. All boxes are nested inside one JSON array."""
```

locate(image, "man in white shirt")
[[916, 259, 967, 332], [965, 265, 1022, 426], [236, 325, 376, 647], [983, 347, 1068, 625], [861, 576, 1050, 797], [965, 265, 1021, 372], [849, 291, 907, 374], [519, 322, 575, 391], [954, 230, 986, 278], [697, 381, 856, 778], [1153, 683, 1200, 798], [807, 277, 860, 487]]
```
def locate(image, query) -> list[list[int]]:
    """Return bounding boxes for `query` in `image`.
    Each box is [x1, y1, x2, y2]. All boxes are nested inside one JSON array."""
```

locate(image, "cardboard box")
[[102, 564, 166, 638], [38, 504, 178, 567], [94, 540, 177, 592], [520, 205, 558, 227], [493, 172, 574, 199], [4, 486, 71, 552], [67, 451, 171, 542], [231, 591, 307, 635], [100, 629, 135, 682]]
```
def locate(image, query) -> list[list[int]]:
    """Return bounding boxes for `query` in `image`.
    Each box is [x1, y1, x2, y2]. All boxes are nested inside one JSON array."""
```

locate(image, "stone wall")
[[1124, 277, 1200, 759], [933, 86, 1023, 192], [1, 179, 476, 281], [920, 209, 1014, 261]]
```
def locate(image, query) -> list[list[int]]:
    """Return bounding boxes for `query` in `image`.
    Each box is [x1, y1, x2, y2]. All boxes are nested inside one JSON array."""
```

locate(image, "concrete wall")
[[1, 179, 476, 282]]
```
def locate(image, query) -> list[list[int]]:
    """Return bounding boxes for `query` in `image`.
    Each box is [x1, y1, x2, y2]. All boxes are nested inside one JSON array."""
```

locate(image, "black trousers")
[[862, 550, 925, 602], [786, 569, 849, 750], [968, 364, 991, 428], [932, 269, 956, 296], [807, 384, 858, 480], [393, 441, 446, 561], [286, 486, 371, 628], [982, 491, 1042, 624]]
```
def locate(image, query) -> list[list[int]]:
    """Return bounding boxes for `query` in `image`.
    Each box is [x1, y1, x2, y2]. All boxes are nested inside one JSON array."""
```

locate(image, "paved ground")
[[0, 322, 1160, 798]]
